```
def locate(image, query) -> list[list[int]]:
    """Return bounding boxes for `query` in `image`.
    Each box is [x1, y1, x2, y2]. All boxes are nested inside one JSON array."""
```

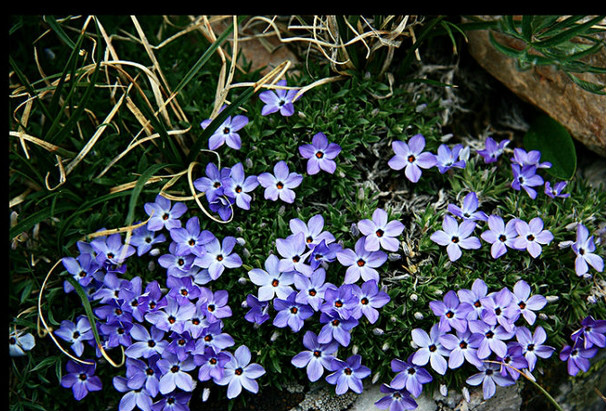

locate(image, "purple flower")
[[276, 232, 313, 276], [193, 162, 231, 203], [294, 268, 334, 311], [244, 294, 270, 325], [320, 284, 358, 320], [99, 320, 133, 349], [497, 345, 528, 381], [509, 280, 547, 326], [411, 324, 450, 375], [336, 237, 387, 284], [511, 164, 544, 199], [124, 357, 161, 398], [169, 216, 215, 257], [480, 287, 518, 333], [447, 192, 488, 222], [196, 321, 235, 352], [112, 375, 153, 411], [151, 391, 191, 411], [480, 215, 520, 259], [375, 383, 419, 411], [430, 215, 481, 262], [215, 345, 265, 399], [513, 217, 553, 258], [198, 287, 232, 320], [9, 329, 35, 357], [466, 362, 515, 400], [513, 326, 555, 371], [439, 329, 484, 369], [208, 194, 235, 222], [119, 276, 149, 322], [572, 223, 604, 278], [221, 162, 259, 210], [298, 132, 341, 175], [248, 254, 295, 301], [318, 310, 358, 347], [195, 346, 231, 382], [201, 112, 249, 150], [544, 181, 570, 199], [430, 290, 473, 333], [468, 320, 515, 359], [259, 79, 299, 117], [91, 233, 136, 266], [291, 330, 338, 382], [390, 355, 432, 397], [458, 278, 489, 320], [144, 194, 187, 232], [357, 208, 404, 252], [60, 360, 103, 401], [144, 298, 196, 334], [257, 160, 302, 204], [156, 352, 196, 395], [289, 214, 335, 249], [130, 223, 167, 256], [54, 316, 93, 357], [125, 324, 167, 359], [387, 134, 437, 183], [559, 342, 599, 376], [477, 137, 509, 163], [61, 253, 101, 290], [511, 148, 552, 169], [325, 354, 371, 395], [435, 143, 466, 173], [166, 331, 196, 362], [273, 291, 314, 332], [158, 243, 195, 278], [166, 276, 201, 306], [194, 236, 242, 280], [571, 315, 606, 349], [350, 280, 390, 324], [309, 239, 342, 270]]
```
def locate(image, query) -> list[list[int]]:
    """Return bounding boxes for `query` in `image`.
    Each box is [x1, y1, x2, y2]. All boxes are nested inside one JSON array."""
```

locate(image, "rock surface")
[[465, 18, 606, 157]]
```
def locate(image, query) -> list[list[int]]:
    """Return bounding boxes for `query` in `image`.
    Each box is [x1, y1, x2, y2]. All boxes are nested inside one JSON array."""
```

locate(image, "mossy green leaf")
[[523, 114, 577, 180]]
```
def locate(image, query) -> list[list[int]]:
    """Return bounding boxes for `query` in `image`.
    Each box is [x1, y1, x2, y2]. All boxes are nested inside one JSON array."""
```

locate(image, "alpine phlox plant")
[[9, 15, 606, 411]]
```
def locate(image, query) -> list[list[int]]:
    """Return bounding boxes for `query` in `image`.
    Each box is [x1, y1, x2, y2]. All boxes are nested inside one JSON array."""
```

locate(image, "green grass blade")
[[533, 15, 605, 48]]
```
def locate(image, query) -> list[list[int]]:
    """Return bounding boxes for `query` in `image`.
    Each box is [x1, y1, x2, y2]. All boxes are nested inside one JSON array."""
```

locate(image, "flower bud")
[[440, 384, 448, 397], [382, 342, 390, 351], [545, 295, 559, 303], [372, 372, 381, 384], [238, 277, 247, 285], [414, 312, 424, 320], [150, 248, 161, 256], [410, 293, 418, 302], [351, 345, 359, 355], [372, 328, 384, 336], [350, 223, 360, 237], [462, 387, 470, 403], [388, 253, 402, 261], [202, 388, 211, 402], [270, 331, 280, 342], [236, 237, 246, 246]]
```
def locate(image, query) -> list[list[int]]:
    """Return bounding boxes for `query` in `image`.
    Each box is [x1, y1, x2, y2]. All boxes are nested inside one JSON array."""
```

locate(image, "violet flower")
[[570, 315, 606, 349], [513, 217, 553, 258], [201, 112, 249, 150], [9, 328, 35, 357], [429, 289, 473, 333], [193, 162, 231, 203], [166, 331, 196, 362], [112, 375, 153, 411], [276, 232, 313, 276], [298, 132, 341, 175], [91, 233, 136, 267], [325, 354, 371, 395], [130, 223, 167, 257], [559, 342, 599, 376], [257, 160, 302, 204], [294, 268, 334, 311], [158, 243, 195, 278], [476, 137, 509, 164], [221, 162, 259, 210], [480, 287, 518, 333], [411, 324, 450, 375], [309, 239, 342, 270], [144, 194, 187, 232], [291, 330, 339, 382], [60, 360, 103, 401], [439, 328, 484, 369], [156, 352, 196, 395], [458, 278, 489, 320], [318, 310, 358, 347], [196, 321, 235, 352], [320, 284, 358, 320], [511, 164, 544, 199], [259, 79, 299, 117], [357, 208, 404, 252], [198, 287, 232, 320], [124, 324, 167, 359], [390, 355, 433, 397], [480, 215, 520, 259], [336, 237, 387, 284], [571, 223, 604, 278], [273, 291, 314, 332], [435, 143, 466, 173], [447, 192, 488, 222], [289, 214, 335, 249], [468, 320, 515, 359], [215, 345, 266, 399], [544, 181, 570, 199], [509, 280, 547, 326], [54, 316, 94, 357], [430, 214, 481, 262], [193, 236, 242, 280], [511, 148, 552, 169], [375, 383, 419, 411], [61, 253, 101, 291], [195, 346, 231, 382], [151, 391, 191, 411], [169, 216, 214, 257], [466, 362, 515, 400], [248, 254, 295, 301], [387, 134, 437, 183], [124, 357, 161, 398], [243, 294, 270, 325], [350, 280, 390, 324], [497, 345, 528, 381], [144, 297, 196, 334], [513, 326, 555, 371], [166, 276, 201, 306]]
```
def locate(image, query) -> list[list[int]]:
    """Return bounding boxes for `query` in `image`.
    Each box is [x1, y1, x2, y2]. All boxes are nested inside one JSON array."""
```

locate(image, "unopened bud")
[[238, 277, 247, 285], [410, 294, 418, 302], [587, 295, 598, 304], [372, 328, 385, 336], [270, 331, 280, 342], [150, 248, 161, 256], [462, 387, 470, 403], [202, 388, 211, 402], [242, 248, 251, 259], [545, 295, 559, 303], [147, 261, 156, 272], [388, 253, 402, 261], [382, 342, 390, 351], [236, 237, 246, 246], [414, 312, 424, 320], [241, 300, 249, 309], [351, 345, 359, 355], [372, 372, 381, 384], [245, 158, 253, 168], [350, 223, 360, 237], [440, 384, 448, 397]]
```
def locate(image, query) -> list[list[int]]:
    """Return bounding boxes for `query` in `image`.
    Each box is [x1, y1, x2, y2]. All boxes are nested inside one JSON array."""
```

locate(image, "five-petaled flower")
[[571, 223, 604, 278], [60, 360, 103, 401], [291, 330, 338, 382], [259, 79, 299, 117], [201, 110, 249, 150], [298, 132, 342, 175], [215, 345, 266, 399], [257, 160, 303, 204], [387, 134, 437, 183], [357, 208, 404, 252], [325, 354, 371, 395], [430, 215, 481, 262]]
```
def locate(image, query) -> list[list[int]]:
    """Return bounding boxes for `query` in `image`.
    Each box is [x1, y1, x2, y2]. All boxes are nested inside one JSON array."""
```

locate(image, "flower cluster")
[[559, 315, 606, 376], [378, 278, 555, 405], [56, 195, 267, 408], [244, 209, 401, 395]]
